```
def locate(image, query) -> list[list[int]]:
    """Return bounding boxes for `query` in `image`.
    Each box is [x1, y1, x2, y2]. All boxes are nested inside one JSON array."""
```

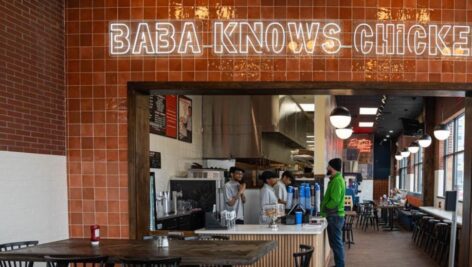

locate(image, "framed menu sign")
[[178, 96, 192, 143], [149, 95, 177, 138]]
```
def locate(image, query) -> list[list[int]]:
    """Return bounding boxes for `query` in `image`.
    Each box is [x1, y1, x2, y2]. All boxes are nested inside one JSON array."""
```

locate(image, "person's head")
[[327, 158, 342, 176], [229, 167, 244, 182], [260, 171, 278, 187], [281, 171, 295, 186]]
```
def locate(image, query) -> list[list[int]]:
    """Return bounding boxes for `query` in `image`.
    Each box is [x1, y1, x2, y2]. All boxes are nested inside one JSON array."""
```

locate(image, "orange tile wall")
[[65, 0, 472, 238]]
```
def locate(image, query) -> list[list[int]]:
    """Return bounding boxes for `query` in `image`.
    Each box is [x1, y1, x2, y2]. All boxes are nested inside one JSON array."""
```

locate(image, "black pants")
[[236, 219, 244, 224]]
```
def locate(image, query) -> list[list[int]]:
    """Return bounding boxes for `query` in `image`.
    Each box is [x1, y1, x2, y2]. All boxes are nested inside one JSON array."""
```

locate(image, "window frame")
[[413, 148, 423, 193], [399, 157, 408, 190], [440, 113, 465, 201]]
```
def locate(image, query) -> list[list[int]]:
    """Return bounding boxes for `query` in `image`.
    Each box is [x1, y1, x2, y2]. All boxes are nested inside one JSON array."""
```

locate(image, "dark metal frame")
[[127, 81, 472, 267]]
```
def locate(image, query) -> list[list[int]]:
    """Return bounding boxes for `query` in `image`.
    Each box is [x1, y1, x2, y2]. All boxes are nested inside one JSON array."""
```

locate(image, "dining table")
[[0, 238, 277, 266]]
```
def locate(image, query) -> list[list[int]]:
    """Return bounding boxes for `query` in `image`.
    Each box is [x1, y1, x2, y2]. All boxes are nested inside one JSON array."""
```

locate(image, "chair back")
[[120, 257, 181, 267], [143, 235, 185, 241], [0, 241, 39, 267], [198, 235, 229, 241], [293, 244, 314, 267], [45, 255, 108, 267]]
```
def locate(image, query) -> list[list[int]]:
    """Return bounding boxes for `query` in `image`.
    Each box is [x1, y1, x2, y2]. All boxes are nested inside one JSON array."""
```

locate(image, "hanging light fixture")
[[408, 141, 420, 154], [329, 106, 351, 128], [395, 153, 403, 161], [418, 134, 432, 148], [433, 124, 450, 141], [401, 148, 410, 158], [335, 127, 353, 140]]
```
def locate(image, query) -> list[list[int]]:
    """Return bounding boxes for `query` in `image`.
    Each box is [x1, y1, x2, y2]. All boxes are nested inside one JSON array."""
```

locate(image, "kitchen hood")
[[202, 95, 313, 164]]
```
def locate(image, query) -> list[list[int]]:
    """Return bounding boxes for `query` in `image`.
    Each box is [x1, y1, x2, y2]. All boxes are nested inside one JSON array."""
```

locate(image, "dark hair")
[[229, 167, 244, 174], [282, 171, 295, 184], [259, 171, 277, 183]]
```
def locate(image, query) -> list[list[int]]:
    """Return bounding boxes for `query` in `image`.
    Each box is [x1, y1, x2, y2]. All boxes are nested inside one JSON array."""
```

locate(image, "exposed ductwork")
[[202, 95, 313, 164]]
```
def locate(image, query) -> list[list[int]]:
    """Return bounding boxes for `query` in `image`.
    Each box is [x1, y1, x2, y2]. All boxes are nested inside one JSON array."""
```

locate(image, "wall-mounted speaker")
[[445, 191, 457, 211]]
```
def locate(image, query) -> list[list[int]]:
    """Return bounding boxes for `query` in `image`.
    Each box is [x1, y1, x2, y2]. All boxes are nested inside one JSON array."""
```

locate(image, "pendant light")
[[418, 134, 432, 148], [408, 141, 420, 154], [433, 124, 450, 141], [335, 127, 353, 140], [401, 148, 410, 158], [395, 153, 403, 161], [329, 106, 351, 128]]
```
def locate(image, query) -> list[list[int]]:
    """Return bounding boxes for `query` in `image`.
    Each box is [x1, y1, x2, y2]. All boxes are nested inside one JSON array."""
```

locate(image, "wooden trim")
[[422, 97, 435, 206], [128, 89, 150, 240], [128, 81, 469, 96], [459, 95, 472, 267]]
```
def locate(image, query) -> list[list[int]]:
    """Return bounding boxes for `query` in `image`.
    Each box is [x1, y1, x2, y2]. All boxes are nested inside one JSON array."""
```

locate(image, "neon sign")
[[347, 138, 373, 153], [109, 20, 472, 57]]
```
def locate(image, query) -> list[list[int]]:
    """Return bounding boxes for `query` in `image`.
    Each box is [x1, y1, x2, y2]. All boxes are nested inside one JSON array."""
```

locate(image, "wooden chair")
[[0, 241, 39, 267], [45, 255, 108, 267], [120, 257, 181, 267], [293, 244, 314, 267]]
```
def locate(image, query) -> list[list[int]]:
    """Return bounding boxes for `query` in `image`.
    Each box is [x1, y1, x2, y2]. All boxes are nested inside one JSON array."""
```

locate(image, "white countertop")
[[419, 206, 463, 226], [195, 222, 327, 235]]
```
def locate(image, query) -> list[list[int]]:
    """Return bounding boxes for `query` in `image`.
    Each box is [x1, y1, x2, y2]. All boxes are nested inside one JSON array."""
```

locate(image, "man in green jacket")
[[321, 158, 346, 267]]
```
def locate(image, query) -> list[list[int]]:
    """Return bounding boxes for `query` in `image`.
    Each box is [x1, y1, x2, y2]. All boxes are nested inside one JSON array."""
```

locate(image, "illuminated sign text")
[[109, 20, 472, 57]]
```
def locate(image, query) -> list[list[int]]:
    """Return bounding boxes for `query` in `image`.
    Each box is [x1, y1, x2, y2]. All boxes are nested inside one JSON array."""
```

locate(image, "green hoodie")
[[320, 172, 345, 217]]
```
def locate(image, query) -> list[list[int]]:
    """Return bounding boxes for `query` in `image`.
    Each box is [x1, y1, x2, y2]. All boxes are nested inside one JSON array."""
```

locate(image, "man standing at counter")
[[321, 158, 345, 267], [224, 167, 246, 224], [274, 170, 294, 206]]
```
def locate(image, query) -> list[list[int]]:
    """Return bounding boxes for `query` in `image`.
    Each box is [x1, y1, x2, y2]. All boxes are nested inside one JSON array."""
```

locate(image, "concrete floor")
[[329, 227, 440, 267]]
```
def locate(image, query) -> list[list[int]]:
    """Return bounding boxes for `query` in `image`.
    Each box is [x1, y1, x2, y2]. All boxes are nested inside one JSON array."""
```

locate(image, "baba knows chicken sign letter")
[[110, 20, 471, 58]]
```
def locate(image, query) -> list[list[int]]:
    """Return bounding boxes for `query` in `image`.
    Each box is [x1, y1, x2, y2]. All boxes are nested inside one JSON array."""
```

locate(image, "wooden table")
[[377, 204, 402, 231], [0, 239, 277, 266]]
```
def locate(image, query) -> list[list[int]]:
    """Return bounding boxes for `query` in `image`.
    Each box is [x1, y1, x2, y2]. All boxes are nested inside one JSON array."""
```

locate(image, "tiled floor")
[[329, 227, 440, 267]]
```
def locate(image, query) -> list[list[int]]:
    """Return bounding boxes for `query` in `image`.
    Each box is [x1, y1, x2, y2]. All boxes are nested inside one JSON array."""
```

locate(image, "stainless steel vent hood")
[[202, 95, 312, 164]]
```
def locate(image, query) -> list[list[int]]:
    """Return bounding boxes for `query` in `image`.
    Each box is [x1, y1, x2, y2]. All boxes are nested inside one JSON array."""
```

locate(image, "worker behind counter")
[[273, 171, 295, 207]]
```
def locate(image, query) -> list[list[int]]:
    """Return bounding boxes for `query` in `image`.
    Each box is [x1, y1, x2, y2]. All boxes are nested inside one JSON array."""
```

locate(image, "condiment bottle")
[[90, 225, 100, 246]]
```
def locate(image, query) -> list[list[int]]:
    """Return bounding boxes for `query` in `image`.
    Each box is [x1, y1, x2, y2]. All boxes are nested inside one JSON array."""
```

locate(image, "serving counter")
[[195, 223, 330, 267]]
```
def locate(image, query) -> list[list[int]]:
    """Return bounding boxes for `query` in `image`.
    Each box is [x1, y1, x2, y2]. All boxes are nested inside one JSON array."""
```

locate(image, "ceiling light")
[[434, 124, 450, 141], [306, 135, 314, 138], [359, 122, 374, 127], [306, 140, 315, 143], [359, 107, 378, 115], [395, 153, 403, 161], [383, 139, 387, 142], [389, 130, 394, 133], [408, 141, 420, 154], [335, 128, 353, 140], [401, 148, 411, 158], [386, 135, 390, 138], [418, 134, 432, 148], [300, 104, 315, 112], [329, 106, 351, 128]]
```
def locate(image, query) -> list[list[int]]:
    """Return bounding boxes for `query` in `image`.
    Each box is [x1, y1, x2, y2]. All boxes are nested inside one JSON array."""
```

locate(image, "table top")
[[419, 206, 463, 226], [195, 222, 328, 235], [0, 239, 277, 266]]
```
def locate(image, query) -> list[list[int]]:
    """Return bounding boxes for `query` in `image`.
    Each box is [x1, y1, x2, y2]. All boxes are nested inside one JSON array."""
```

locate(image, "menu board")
[[178, 96, 192, 143], [149, 95, 177, 138]]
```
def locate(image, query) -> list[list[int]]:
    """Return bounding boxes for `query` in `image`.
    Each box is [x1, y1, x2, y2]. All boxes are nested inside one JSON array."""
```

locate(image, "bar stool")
[[421, 219, 440, 251], [411, 212, 425, 242], [430, 223, 450, 266], [414, 216, 433, 246]]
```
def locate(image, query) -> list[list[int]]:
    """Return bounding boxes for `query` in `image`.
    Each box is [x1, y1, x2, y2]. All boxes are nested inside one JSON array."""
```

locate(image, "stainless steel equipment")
[[170, 177, 225, 213], [188, 168, 226, 180], [155, 191, 172, 218], [202, 95, 312, 164]]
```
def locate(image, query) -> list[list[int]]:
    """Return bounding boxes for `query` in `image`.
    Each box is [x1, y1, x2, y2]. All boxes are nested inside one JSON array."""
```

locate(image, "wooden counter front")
[[195, 224, 331, 267]]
